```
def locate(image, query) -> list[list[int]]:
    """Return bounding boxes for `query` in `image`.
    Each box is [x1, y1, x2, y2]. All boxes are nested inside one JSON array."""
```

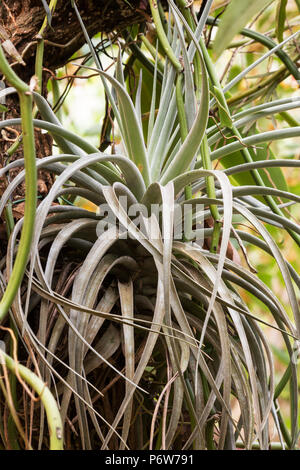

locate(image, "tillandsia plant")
[[0, 0, 300, 450]]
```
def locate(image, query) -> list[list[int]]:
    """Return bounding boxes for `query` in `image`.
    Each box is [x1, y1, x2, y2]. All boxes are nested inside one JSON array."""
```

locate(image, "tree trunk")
[[0, 0, 151, 80], [0, 0, 153, 241]]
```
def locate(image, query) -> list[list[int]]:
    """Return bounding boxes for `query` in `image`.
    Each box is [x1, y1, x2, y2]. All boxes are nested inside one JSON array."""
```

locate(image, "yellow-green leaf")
[[213, 0, 274, 58], [0, 103, 8, 112], [276, 0, 288, 43]]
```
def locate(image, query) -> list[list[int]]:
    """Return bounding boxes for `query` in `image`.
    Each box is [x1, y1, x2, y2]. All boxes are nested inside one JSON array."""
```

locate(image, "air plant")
[[0, 0, 299, 450]]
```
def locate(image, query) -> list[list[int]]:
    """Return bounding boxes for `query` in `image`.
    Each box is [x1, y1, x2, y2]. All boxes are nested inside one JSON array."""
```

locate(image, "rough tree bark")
[[0, 0, 151, 79], [0, 0, 153, 243]]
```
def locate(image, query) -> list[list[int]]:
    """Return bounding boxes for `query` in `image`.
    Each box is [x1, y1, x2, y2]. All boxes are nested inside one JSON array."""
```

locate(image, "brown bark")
[[0, 97, 54, 243], [0, 0, 151, 80]]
